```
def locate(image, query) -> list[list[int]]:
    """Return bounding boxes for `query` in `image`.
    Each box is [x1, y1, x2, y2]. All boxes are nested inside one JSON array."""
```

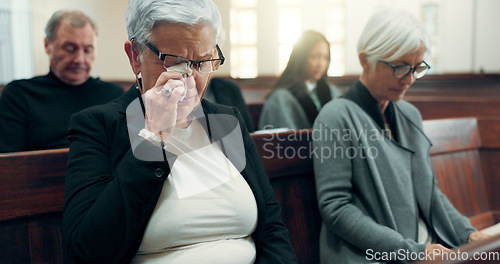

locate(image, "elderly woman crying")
[[62, 1, 297, 263]]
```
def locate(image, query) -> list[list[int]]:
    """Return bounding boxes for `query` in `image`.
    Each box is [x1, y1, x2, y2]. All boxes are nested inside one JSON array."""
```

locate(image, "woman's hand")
[[468, 231, 491, 243], [424, 244, 452, 260], [142, 71, 193, 140]]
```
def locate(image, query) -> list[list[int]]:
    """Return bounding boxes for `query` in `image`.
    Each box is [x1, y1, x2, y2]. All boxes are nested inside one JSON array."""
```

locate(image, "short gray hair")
[[45, 10, 97, 42], [126, 0, 221, 52], [357, 9, 431, 69]]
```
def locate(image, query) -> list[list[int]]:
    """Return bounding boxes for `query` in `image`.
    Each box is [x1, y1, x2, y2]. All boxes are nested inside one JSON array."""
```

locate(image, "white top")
[[132, 120, 258, 264], [305, 80, 316, 93], [417, 217, 433, 245], [305, 81, 321, 110]]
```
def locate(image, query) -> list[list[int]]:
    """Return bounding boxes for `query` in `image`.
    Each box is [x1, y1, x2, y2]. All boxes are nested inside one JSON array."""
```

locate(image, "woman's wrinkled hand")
[[424, 244, 452, 260], [142, 71, 189, 140], [468, 231, 491, 243]]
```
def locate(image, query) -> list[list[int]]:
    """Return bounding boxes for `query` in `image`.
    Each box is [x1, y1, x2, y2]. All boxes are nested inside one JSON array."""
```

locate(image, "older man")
[[0, 10, 123, 153]]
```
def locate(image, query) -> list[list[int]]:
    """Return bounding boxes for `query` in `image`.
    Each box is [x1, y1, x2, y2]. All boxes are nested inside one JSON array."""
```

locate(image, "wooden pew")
[[0, 148, 67, 264], [248, 103, 264, 131], [239, 74, 500, 125], [0, 117, 498, 263], [249, 98, 500, 129], [252, 129, 320, 264], [424, 118, 500, 230], [251, 117, 500, 263], [106, 74, 500, 124], [408, 97, 500, 120]]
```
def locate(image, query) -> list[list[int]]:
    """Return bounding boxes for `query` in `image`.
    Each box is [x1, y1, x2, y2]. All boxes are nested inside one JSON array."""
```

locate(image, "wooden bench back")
[[0, 148, 67, 263], [252, 129, 320, 264], [251, 117, 500, 263], [424, 118, 500, 229], [0, 117, 498, 263]]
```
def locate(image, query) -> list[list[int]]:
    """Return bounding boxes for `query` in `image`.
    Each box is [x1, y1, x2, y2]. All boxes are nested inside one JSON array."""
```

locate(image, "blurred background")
[[1, 0, 499, 84]]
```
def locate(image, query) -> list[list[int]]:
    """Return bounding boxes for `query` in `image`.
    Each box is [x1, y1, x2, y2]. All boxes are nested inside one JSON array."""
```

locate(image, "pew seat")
[[249, 97, 500, 130], [0, 148, 67, 264], [251, 117, 500, 263], [0, 117, 499, 263]]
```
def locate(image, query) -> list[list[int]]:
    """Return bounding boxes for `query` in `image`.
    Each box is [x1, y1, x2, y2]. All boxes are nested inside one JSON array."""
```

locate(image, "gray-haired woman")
[[313, 9, 490, 263], [63, 0, 297, 263]]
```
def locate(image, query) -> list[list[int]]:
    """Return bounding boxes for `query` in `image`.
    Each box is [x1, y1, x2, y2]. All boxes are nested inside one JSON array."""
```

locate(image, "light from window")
[[278, 5, 301, 73], [230, 0, 257, 78], [326, 3, 346, 76]]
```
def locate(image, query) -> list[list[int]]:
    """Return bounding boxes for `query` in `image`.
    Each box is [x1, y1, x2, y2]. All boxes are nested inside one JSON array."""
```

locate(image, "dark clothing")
[[258, 81, 341, 130], [63, 87, 297, 264], [0, 71, 123, 152], [289, 78, 333, 125], [341, 81, 399, 142], [205, 77, 255, 132]]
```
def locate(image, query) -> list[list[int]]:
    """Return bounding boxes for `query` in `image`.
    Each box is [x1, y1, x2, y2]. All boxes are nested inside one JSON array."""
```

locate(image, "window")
[[0, 0, 34, 85], [278, 1, 301, 72], [325, 1, 346, 76], [422, 2, 439, 74], [230, 0, 258, 78], [228, 0, 442, 77]]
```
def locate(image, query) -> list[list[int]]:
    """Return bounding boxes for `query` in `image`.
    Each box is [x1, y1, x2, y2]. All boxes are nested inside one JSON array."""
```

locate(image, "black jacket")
[[0, 71, 123, 152], [63, 87, 297, 263]]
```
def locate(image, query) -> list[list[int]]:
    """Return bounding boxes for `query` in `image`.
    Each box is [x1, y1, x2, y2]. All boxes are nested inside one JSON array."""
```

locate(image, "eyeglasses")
[[145, 41, 225, 73], [380, 60, 431, 79]]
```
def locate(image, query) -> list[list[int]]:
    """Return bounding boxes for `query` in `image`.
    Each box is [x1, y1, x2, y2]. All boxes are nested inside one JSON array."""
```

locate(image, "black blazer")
[[63, 87, 297, 264]]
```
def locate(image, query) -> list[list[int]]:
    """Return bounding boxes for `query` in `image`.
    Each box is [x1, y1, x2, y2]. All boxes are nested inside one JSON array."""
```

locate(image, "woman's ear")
[[358, 51, 370, 71], [125, 41, 141, 75]]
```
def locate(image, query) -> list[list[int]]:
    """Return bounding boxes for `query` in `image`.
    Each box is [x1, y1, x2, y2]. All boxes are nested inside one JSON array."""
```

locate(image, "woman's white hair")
[[357, 9, 431, 69], [126, 0, 221, 52]]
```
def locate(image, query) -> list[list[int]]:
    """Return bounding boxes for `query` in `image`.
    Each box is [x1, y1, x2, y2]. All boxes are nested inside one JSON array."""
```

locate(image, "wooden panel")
[[470, 212, 496, 231], [479, 150, 500, 212], [0, 148, 67, 221], [271, 174, 321, 264], [251, 130, 320, 264], [234, 74, 500, 104], [477, 118, 500, 212], [252, 129, 313, 179], [118, 75, 500, 124], [0, 116, 495, 263], [0, 220, 31, 263], [251, 118, 498, 263], [28, 215, 64, 264], [109, 74, 500, 105], [424, 118, 481, 155], [249, 99, 500, 128], [478, 117, 500, 149], [248, 103, 263, 130], [431, 150, 489, 218], [411, 100, 500, 120]]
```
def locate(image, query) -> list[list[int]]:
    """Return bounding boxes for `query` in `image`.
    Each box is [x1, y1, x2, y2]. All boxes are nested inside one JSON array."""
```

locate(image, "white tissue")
[[163, 63, 192, 101], [166, 63, 193, 77]]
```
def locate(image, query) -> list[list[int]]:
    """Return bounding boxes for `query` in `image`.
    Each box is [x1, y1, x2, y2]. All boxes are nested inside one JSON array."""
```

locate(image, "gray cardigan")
[[258, 85, 341, 130], [313, 82, 475, 263]]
